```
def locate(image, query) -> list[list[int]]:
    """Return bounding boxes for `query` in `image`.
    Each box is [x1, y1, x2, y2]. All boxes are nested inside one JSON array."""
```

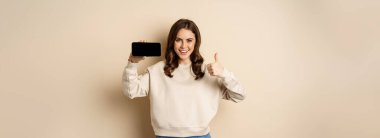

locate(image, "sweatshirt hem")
[[153, 126, 210, 137]]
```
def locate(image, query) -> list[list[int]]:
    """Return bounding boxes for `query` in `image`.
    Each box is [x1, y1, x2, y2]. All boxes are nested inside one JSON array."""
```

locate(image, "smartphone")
[[131, 42, 161, 56]]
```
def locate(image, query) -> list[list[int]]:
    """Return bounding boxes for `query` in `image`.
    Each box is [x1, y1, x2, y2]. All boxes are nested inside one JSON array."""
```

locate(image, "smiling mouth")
[[179, 49, 189, 55]]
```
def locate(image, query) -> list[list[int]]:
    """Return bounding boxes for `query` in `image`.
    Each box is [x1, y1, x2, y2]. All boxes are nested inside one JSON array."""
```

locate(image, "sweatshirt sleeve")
[[122, 61, 150, 99], [218, 68, 246, 103]]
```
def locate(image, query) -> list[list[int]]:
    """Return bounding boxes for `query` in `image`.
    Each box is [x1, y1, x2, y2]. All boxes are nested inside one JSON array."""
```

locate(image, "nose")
[[180, 41, 187, 49]]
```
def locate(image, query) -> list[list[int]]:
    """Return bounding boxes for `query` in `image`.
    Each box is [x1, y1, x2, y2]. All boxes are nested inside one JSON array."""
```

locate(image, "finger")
[[208, 69, 214, 75], [214, 52, 219, 63], [207, 65, 212, 72], [208, 69, 215, 75]]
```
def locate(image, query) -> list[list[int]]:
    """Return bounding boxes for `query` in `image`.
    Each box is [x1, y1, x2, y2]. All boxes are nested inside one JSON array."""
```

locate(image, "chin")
[[176, 53, 190, 60], [179, 56, 190, 60]]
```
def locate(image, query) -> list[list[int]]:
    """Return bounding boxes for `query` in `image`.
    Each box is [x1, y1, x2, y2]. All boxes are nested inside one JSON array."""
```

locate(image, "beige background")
[[1, 0, 379, 138]]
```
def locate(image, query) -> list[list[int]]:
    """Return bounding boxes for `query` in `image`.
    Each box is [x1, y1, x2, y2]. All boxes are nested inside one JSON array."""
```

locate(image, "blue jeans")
[[156, 133, 211, 138]]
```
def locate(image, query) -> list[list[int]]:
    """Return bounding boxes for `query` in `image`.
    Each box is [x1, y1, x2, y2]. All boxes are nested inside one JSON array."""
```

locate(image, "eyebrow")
[[176, 37, 194, 40]]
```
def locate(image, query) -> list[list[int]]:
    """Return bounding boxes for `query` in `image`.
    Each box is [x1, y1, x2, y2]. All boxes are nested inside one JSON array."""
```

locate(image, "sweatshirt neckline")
[[178, 63, 191, 68]]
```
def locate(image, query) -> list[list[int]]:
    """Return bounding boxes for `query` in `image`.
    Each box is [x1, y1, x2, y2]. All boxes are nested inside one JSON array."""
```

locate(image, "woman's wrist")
[[128, 58, 138, 63]]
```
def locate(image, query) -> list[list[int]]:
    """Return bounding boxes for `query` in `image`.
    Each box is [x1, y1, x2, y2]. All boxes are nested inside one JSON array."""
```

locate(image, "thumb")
[[214, 52, 219, 63]]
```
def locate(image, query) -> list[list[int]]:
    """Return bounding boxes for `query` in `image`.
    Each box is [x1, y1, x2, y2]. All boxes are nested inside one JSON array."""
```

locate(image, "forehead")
[[176, 28, 195, 39]]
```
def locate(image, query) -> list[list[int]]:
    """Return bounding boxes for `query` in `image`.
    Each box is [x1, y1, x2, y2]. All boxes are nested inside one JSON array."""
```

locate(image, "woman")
[[122, 19, 246, 138]]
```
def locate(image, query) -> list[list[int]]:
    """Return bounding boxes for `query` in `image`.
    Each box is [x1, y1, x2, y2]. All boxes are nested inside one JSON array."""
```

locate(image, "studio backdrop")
[[1, 0, 379, 138]]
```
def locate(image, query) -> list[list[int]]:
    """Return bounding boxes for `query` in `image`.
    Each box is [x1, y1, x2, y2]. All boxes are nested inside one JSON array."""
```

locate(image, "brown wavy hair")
[[164, 19, 205, 80]]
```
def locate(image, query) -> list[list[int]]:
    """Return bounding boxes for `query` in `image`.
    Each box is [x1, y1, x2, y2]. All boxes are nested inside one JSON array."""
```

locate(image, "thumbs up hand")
[[207, 52, 224, 77]]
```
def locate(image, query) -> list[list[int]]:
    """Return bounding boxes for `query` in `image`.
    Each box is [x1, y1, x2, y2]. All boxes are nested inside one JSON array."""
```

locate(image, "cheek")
[[189, 44, 195, 53], [188, 42, 192, 47], [174, 43, 180, 50], [189, 42, 195, 49]]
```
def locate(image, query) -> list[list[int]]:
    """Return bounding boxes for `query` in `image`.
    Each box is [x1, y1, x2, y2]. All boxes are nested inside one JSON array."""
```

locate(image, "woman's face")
[[174, 28, 196, 64]]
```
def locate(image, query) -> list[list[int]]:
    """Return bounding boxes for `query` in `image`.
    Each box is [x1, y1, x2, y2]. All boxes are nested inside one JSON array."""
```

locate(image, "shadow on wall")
[[102, 79, 154, 137], [123, 97, 155, 137]]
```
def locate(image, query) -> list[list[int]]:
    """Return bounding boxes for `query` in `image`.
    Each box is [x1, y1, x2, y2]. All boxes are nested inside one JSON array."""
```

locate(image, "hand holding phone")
[[128, 53, 145, 63]]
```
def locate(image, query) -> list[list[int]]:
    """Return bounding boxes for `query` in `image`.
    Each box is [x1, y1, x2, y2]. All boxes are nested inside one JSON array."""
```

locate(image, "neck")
[[178, 59, 191, 65]]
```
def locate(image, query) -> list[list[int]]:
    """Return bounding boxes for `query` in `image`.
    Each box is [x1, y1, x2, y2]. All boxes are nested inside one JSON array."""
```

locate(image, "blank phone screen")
[[131, 42, 161, 56]]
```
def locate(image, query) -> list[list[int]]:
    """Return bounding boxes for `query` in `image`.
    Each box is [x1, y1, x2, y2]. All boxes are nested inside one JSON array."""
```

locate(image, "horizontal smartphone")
[[131, 42, 161, 56]]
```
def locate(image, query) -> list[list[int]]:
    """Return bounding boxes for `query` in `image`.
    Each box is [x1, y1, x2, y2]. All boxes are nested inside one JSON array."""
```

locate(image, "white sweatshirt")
[[122, 61, 246, 137]]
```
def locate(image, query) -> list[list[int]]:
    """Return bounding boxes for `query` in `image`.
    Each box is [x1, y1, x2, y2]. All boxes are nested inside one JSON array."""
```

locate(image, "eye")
[[175, 38, 181, 42], [187, 39, 193, 43]]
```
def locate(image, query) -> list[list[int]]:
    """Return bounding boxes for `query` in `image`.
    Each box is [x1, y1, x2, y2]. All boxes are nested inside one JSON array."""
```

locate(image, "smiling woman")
[[122, 18, 246, 138], [164, 19, 204, 80], [174, 29, 195, 64]]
